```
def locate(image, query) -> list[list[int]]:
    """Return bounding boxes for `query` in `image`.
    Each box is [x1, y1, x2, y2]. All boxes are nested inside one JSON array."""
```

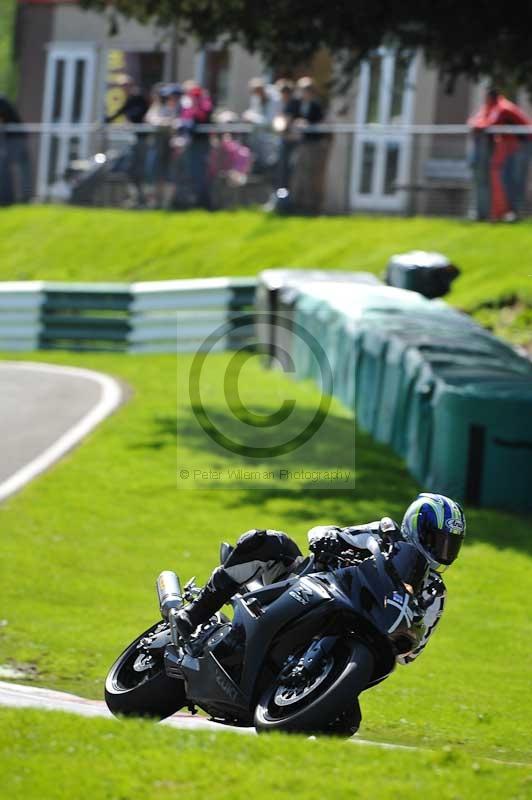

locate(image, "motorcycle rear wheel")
[[105, 621, 186, 720], [254, 639, 373, 736]]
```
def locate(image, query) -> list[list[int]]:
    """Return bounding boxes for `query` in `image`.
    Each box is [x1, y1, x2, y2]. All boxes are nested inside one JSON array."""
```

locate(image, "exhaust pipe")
[[156, 571, 183, 619]]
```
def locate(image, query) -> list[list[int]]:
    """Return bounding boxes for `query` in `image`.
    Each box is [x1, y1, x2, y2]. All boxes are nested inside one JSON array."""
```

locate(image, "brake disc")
[[273, 656, 334, 707]]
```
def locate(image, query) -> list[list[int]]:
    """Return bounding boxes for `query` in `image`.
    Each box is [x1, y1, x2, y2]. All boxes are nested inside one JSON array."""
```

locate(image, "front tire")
[[105, 622, 186, 720], [254, 640, 373, 736]]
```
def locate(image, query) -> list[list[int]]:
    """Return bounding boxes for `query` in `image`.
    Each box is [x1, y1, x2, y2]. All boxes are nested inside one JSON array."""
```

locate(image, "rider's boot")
[[175, 566, 239, 640]]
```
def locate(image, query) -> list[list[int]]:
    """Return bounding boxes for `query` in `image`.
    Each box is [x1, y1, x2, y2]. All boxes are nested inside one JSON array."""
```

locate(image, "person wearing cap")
[[145, 84, 184, 208]]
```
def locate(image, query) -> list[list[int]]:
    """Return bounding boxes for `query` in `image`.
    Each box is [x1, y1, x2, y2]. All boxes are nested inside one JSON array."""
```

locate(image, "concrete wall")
[[52, 6, 162, 47], [15, 5, 54, 122], [224, 48, 265, 114], [322, 79, 359, 214], [411, 56, 438, 125], [49, 6, 265, 117]]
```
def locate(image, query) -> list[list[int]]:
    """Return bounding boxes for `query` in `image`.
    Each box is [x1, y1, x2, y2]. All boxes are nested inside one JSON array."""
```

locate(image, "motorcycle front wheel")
[[254, 639, 373, 736], [104, 621, 186, 720]]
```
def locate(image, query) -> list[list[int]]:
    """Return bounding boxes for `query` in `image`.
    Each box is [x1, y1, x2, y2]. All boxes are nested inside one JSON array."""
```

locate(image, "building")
[[12, 0, 532, 214]]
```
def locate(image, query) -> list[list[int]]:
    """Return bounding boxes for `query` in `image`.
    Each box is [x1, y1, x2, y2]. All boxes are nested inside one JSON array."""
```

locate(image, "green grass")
[[0, 207, 530, 315], [0, 351, 531, 770], [1, 709, 530, 800]]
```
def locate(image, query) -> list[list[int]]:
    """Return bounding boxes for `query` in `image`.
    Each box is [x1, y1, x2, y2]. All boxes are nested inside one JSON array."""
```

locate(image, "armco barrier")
[[0, 278, 256, 353], [41, 282, 131, 352], [288, 282, 532, 512], [129, 278, 255, 353], [0, 282, 44, 351]]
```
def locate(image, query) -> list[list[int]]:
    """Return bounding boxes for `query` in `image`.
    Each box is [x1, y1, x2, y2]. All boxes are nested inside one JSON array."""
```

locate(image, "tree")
[[80, 0, 532, 92]]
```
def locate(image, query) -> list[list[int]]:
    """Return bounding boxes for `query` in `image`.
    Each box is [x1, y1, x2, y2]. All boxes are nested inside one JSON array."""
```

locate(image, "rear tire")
[[105, 622, 186, 720], [254, 640, 373, 736]]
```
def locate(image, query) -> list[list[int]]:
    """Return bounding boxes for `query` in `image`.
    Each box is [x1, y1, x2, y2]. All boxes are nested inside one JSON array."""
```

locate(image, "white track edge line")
[[0, 682, 528, 768], [0, 361, 123, 502]]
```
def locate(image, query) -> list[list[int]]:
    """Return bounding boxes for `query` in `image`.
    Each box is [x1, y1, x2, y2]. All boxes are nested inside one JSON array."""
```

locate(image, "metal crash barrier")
[[0, 278, 257, 353]]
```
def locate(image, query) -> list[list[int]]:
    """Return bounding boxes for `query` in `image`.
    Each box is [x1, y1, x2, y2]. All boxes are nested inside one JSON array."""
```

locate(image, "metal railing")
[[1, 123, 531, 219]]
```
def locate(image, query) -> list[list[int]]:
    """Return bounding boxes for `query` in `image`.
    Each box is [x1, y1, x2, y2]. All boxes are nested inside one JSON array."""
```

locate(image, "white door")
[[38, 45, 96, 198], [350, 50, 417, 212]]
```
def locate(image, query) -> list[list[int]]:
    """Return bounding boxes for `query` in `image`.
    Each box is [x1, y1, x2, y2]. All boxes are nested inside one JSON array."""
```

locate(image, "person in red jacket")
[[468, 88, 531, 220]]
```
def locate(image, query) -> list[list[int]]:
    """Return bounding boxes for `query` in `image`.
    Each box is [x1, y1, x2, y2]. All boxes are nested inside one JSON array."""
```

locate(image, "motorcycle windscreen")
[[388, 542, 428, 592]]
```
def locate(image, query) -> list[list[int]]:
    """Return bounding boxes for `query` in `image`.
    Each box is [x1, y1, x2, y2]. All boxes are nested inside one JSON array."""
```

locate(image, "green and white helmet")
[[401, 493, 466, 571]]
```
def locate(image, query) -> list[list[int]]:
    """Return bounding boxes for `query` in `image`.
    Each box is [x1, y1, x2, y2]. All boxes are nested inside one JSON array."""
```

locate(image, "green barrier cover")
[[291, 283, 532, 512], [428, 373, 532, 510]]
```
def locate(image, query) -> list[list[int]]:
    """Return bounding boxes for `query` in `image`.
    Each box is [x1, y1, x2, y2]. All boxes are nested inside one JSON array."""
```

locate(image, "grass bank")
[[0, 352, 530, 765], [1, 709, 529, 800], [0, 206, 530, 329]]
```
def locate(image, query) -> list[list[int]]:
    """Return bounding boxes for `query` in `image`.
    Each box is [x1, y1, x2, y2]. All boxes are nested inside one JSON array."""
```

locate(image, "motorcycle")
[[104, 535, 428, 736]]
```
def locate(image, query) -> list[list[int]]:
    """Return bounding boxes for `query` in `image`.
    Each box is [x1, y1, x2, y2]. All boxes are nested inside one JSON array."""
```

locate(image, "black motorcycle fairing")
[[289, 571, 397, 687], [168, 544, 424, 725], [181, 569, 399, 721], [385, 541, 429, 594], [183, 643, 252, 723], [237, 575, 334, 697], [180, 573, 335, 722]]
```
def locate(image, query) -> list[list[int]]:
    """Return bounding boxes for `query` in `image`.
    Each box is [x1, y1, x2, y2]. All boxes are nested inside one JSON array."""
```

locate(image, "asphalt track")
[[0, 361, 122, 502]]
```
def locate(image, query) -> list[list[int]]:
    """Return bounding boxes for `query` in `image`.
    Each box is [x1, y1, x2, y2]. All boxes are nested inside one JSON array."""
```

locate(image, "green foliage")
[[1, 709, 530, 800], [0, 352, 531, 765], [79, 0, 532, 91], [0, 0, 16, 97], [473, 301, 532, 351]]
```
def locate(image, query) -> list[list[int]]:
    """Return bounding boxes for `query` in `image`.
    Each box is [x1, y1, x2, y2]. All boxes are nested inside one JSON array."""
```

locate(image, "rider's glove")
[[409, 611, 426, 647]]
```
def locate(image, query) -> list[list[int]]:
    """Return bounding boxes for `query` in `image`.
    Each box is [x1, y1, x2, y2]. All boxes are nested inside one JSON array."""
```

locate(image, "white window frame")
[[37, 44, 97, 198]]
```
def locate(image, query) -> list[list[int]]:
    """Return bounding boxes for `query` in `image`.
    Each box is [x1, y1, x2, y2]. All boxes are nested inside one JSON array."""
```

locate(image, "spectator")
[[106, 74, 150, 206], [145, 83, 183, 208], [209, 110, 253, 208], [468, 87, 531, 221], [243, 77, 281, 175], [274, 79, 301, 190], [0, 95, 32, 205], [179, 81, 213, 209], [106, 74, 149, 125], [291, 77, 330, 214]]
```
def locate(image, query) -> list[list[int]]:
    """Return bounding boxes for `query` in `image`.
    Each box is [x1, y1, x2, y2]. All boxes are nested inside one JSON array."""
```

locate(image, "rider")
[[175, 493, 466, 664]]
